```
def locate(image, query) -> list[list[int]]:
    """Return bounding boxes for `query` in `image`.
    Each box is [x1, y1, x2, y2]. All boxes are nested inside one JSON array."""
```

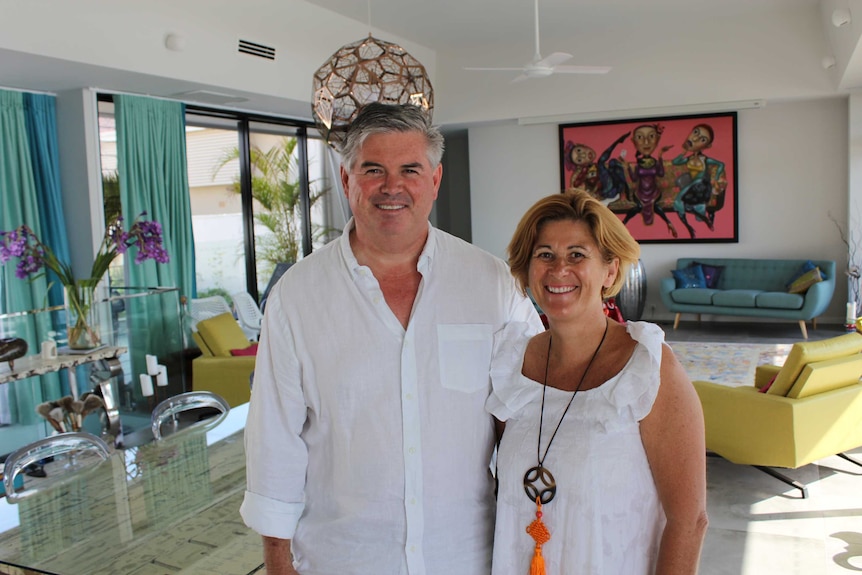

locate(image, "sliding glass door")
[[98, 97, 346, 306]]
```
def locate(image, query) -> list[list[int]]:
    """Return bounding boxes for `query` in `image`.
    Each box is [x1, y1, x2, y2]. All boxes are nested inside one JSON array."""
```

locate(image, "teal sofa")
[[660, 258, 836, 338]]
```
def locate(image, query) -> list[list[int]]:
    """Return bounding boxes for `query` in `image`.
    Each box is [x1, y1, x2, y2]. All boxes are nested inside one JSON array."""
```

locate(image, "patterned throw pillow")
[[787, 267, 823, 294], [671, 265, 707, 289], [691, 261, 724, 289]]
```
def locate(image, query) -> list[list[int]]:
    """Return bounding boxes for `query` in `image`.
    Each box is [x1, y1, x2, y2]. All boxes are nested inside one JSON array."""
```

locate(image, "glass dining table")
[[0, 403, 264, 575]]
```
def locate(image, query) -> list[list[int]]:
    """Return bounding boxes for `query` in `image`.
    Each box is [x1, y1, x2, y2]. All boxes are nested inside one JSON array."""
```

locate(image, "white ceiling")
[[305, 0, 820, 55], [0, 0, 855, 127]]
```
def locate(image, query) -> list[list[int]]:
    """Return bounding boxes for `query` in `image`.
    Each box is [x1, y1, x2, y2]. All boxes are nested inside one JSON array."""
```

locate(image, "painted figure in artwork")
[[670, 124, 726, 239], [622, 124, 678, 238], [566, 142, 598, 191], [564, 132, 629, 204]]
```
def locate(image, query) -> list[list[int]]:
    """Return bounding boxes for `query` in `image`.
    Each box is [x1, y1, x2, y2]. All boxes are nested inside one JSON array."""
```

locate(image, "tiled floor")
[[658, 320, 862, 574], [659, 319, 848, 344]]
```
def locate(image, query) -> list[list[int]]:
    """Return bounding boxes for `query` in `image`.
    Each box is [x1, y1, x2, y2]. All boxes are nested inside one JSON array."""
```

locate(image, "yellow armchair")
[[191, 313, 256, 408], [694, 332, 862, 497]]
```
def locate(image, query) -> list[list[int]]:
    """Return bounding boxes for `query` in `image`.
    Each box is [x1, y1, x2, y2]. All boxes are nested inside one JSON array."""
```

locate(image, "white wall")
[[469, 98, 850, 324]]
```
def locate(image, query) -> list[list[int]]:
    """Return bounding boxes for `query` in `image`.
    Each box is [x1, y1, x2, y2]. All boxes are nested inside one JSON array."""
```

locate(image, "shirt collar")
[[340, 218, 436, 277]]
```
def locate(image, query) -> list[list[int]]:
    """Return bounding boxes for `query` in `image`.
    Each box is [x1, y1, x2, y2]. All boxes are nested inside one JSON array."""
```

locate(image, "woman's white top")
[[487, 321, 666, 575]]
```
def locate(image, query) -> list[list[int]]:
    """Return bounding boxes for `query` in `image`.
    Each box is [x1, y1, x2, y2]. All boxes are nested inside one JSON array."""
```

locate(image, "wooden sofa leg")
[[798, 321, 808, 339], [812, 317, 818, 330], [753, 465, 809, 499], [673, 313, 681, 330]]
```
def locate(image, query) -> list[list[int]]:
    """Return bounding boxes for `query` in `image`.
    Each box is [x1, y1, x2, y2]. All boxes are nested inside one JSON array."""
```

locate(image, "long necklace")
[[523, 318, 609, 575]]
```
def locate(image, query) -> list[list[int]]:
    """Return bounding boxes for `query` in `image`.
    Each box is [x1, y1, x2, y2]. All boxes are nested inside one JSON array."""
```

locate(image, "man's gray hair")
[[340, 102, 445, 171]]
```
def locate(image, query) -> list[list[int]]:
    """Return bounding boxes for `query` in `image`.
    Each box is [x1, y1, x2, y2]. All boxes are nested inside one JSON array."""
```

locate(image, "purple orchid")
[[0, 212, 170, 288]]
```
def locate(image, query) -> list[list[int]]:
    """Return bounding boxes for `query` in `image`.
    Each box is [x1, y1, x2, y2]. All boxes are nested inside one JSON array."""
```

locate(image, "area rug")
[[666, 342, 793, 387]]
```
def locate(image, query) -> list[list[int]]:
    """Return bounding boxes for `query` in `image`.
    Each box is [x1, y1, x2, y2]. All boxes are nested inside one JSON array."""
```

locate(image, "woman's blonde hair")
[[507, 189, 641, 298]]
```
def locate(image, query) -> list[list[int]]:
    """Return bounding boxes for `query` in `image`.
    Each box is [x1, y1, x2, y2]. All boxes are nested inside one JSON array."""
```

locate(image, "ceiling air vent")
[[238, 39, 275, 60]]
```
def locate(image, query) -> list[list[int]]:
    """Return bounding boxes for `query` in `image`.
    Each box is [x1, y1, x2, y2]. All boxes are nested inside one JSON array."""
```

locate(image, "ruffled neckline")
[[485, 321, 664, 422]]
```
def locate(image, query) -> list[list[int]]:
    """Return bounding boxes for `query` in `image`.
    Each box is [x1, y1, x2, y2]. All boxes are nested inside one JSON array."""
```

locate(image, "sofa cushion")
[[712, 289, 759, 308], [785, 260, 817, 288], [191, 330, 214, 357], [230, 343, 259, 356], [671, 288, 715, 305], [787, 267, 823, 294], [692, 261, 724, 289], [197, 312, 250, 357], [672, 265, 707, 289], [755, 291, 804, 310], [758, 373, 778, 393], [785, 355, 862, 399], [766, 332, 862, 396]]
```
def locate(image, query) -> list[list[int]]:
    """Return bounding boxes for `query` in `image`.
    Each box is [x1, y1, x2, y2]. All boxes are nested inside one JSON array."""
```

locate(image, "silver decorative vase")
[[617, 259, 647, 321]]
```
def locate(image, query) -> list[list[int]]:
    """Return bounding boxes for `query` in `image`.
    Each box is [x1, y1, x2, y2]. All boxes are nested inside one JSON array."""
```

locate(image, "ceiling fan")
[[464, 0, 611, 82]]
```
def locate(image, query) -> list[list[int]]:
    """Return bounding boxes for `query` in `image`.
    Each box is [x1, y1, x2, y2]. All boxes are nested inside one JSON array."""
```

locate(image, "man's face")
[[683, 125, 713, 153], [341, 131, 442, 240]]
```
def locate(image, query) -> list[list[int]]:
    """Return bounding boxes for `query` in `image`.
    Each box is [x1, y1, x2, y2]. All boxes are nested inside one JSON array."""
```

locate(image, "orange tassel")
[[526, 497, 551, 575]]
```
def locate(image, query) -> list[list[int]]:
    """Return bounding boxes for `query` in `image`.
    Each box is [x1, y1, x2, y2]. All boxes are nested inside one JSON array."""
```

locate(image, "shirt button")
[[373, 296, 381, 304], [408, 447, 416, 454], [410, 546, 416, 553], [410, 498, 416, 505], [406, 393, 413, 400]]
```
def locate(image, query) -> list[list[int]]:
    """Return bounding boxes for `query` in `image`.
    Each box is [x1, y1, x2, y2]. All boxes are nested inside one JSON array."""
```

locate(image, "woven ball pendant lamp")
[[312, 34, 434, 150]]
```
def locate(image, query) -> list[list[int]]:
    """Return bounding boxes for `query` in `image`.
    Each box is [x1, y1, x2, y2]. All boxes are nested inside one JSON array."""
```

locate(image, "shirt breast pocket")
[[437, 324, 493, 393]]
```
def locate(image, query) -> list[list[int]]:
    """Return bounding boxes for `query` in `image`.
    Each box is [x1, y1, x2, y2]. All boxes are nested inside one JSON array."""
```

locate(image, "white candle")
[[847, 301, 857, 324], [156, 365, 168, 387], [41, 340, 57, 360], [140, 374, 154, 397], [145, 354, 160, 376]]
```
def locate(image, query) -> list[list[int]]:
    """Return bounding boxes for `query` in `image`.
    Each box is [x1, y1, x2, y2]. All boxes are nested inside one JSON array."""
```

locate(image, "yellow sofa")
[[693, 331, 862, 497], [191, 312, 256, 408]]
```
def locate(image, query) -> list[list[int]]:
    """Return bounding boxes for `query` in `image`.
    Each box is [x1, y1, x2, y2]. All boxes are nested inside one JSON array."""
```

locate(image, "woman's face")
[[632, 126, 659, 156], [528, 218, 618, 322]]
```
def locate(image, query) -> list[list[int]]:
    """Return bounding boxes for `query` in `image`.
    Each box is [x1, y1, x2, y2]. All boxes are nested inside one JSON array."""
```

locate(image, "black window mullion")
[[297, 127, 312, 258], [237, 119, 258, 301]]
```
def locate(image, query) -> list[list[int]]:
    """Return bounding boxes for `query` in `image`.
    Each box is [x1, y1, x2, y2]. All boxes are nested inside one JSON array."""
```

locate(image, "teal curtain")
[[114, 95, 195, 299], [24, 93, 69, 309], [115, 95, 195, 388], [0, 90, 62, 425]]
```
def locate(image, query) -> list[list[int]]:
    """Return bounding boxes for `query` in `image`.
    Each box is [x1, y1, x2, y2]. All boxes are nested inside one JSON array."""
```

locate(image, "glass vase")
[[64, 281, 102, 350], [617, 259, 647, 321]]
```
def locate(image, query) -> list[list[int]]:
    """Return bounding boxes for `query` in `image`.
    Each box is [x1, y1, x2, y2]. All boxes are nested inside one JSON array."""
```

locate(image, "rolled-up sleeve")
[[240, 285, 309, 539]]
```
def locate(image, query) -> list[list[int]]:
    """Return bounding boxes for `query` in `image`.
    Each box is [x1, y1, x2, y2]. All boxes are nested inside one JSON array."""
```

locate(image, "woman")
[[488, 190, 708, 574]]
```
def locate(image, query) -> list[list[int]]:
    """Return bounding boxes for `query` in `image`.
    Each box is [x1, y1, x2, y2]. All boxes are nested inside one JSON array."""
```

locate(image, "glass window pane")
[[308, 131, 348, 254], [185, 116, 247, 304], [246, 124, 346, 296]]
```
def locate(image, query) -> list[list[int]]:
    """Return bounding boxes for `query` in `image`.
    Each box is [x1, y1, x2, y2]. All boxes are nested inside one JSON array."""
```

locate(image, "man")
[[240, 102, 542, 574]]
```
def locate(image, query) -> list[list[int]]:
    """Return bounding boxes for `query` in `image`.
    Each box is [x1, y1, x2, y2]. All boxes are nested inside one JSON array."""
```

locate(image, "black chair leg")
[[837, 452, 862, 468], [753, 466, 808, 498]]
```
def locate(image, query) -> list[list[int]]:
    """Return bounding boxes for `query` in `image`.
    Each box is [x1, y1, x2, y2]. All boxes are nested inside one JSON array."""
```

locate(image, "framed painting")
[[558, 112, 738, 243]]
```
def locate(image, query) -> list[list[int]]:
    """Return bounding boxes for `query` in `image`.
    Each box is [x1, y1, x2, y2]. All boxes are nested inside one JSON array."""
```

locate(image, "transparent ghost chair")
[[150, 390, 231, 440], [2, 432, 112, 502]]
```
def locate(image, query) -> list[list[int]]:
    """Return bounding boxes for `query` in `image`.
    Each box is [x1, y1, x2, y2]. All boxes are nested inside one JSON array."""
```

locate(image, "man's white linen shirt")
[[241, 220, 542, 575]]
